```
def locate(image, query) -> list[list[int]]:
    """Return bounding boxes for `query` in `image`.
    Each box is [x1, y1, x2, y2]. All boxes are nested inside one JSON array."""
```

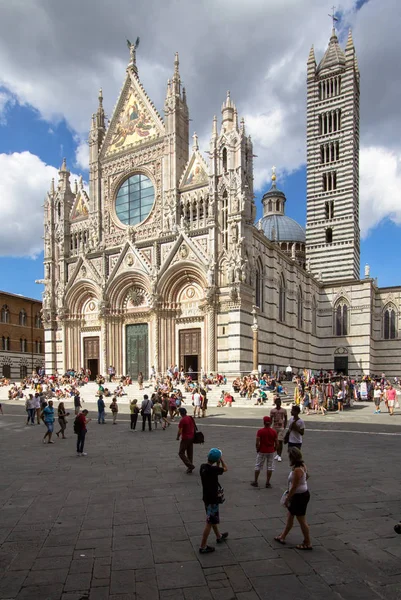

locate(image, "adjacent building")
[[0, 291, 44, 379], [41, 28, 401, 379]]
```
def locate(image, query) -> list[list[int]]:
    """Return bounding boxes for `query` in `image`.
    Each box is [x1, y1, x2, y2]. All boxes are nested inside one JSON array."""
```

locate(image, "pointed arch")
[[222, 147, 228, 173], [333, 296, 349, 336], [279, 274, 286, 323], [1, 305, 9, 324], [255, 258, 264, 310], [383, 302, 397, 340]]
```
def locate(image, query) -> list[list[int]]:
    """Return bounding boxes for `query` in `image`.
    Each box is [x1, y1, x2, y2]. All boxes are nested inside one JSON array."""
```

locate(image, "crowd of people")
[[3, 362, 401, 554]]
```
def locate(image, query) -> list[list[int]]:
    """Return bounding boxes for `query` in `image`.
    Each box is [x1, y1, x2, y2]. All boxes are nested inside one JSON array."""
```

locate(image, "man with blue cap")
[[199, 448, 228, 553]]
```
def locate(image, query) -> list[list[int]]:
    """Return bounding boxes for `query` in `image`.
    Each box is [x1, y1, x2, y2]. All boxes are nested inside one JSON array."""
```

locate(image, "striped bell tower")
[[305, 27, 360, 281]]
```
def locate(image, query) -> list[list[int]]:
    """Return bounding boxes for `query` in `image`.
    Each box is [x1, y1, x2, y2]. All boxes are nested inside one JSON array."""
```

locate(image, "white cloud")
[[75, 138, 89, 171], [0, 0, 400, 240], [360, 146, 401, 238], [0, 152, 79, 258]]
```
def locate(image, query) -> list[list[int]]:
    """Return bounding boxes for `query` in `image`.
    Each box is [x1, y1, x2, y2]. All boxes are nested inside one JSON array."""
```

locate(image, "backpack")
[[73, 417, 81, 434]]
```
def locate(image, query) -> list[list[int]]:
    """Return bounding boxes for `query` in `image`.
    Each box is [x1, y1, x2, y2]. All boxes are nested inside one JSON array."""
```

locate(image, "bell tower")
[[305, 27, 360, 281]]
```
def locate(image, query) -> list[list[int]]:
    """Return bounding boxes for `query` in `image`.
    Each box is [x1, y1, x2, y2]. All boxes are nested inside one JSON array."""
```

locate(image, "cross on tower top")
[[328, 5, 338, 30]]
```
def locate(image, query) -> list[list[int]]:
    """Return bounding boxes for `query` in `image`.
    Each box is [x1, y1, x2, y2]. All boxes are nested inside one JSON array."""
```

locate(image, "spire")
[[174, 52, 180, 80], [192, 131, 199, 151], [221, 90, 235, 131], [182, 86, 187, 105], [240, 117, 245, 135], [50, 178, 55, 195], [170, 52, 181, 97], [96, 88, 105, 129], [79, 174, 84, 189], [307, 45, 316, 81], [317, 28, 346, 74], [58, 158, 71, 193], [74, 179, 78, 195]]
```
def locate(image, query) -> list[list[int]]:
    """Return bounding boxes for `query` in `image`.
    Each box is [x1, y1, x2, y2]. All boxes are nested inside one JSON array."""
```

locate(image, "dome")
[[257, 214, 305, 243]]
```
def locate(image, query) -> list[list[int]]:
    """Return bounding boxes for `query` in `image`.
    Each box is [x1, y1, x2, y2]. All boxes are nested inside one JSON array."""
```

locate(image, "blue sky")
[[0, 0, 400, 300]]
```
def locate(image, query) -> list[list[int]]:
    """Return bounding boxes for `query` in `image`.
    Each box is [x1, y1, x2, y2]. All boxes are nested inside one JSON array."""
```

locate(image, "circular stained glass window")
[[115, 174, 155, 226]]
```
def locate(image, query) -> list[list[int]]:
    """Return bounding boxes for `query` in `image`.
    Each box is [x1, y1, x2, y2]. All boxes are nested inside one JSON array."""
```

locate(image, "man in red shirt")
[[251, 416, 278, 488], [176, 407, 195, 473]]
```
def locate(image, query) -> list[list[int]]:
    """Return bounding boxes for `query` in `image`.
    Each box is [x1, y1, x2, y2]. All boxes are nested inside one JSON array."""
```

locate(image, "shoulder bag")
[[191, 416, 204, 444]]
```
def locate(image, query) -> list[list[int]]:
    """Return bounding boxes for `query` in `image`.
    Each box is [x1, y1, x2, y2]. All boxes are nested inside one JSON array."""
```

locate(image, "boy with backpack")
[[199, 448, 228, 554]]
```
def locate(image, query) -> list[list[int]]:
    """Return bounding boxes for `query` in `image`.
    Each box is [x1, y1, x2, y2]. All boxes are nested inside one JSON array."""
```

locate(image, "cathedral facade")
[[42, 30, 401, 380]]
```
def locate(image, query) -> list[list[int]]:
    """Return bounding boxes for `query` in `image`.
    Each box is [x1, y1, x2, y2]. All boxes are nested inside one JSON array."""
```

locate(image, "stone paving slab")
[[1, 402, 401, 599]]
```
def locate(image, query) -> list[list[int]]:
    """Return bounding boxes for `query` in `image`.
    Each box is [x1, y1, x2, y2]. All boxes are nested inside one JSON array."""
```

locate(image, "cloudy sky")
[[0, 0, 400, 298]]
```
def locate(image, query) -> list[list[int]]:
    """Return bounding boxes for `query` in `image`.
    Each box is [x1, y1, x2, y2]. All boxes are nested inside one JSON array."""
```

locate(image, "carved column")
[[207, 305, 216, 373], [154, 312, 160, 373], [251, 307, 259, 375]]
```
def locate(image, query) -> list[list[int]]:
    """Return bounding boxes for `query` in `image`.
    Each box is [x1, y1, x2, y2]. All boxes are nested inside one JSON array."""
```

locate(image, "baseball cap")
[[263, 416, 271, 423], [207, 448, 222, 463]]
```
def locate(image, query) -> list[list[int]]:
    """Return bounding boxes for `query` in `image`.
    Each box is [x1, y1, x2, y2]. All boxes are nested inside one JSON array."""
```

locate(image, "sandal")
[[296, 544, 313, 550], [274, 536, 286, 545]]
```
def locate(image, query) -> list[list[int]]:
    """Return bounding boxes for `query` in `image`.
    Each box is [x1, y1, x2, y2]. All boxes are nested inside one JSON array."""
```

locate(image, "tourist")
[[274, 447, 312, 549], [33, 393, 41, 424], [25, 394, 35, 425], [199, 448, 228, 554], [141, 394, 153, 431], [110, 397, 118, 424], [193, 389, 202, 417], [337, 388, 344, 412], [41, 400, 55, 444], [386, 384, 397, 416], [74, 391, 82, 415], [97, 394, 105, 424], [176, 407, 195, 473], [75, 409, 91, 456], [373, 385, 382, 414], [130, 399, 139, 430], [270, 397, 287, 461], [200, 385, 208, 418], [301, 387, 311, 415], [152, 399, 163, 428], [251, 416, 278, 488], [56, 402, 69, 438], [169, 394, 178, 420], [138, 371, 144, 390], [316, 383, 327, 415], [286, 405, 305, 450]]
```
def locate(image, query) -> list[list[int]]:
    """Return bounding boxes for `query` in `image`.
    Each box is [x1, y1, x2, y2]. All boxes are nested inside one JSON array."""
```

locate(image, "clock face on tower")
[[115, 173, 155, 226]]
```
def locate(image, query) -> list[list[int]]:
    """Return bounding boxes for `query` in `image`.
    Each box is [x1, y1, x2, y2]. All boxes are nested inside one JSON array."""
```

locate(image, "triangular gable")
[[64, 256, 102, 296], [158, 232, 208, 280], [179, 151, 209, 190], [70, 189, 89, 221], [105, 242, 151, 291], [101, 71, 165, 159]]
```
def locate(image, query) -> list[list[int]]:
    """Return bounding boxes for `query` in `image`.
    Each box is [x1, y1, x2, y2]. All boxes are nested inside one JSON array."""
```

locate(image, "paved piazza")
[[1, 396, 401, 600]]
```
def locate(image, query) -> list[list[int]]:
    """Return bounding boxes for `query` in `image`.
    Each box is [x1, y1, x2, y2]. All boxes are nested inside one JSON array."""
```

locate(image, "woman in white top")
[[274, 447, 312, 550]]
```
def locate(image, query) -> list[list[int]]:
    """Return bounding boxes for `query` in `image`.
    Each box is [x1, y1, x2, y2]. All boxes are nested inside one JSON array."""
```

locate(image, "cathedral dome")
[[257, 214, 306, 243]]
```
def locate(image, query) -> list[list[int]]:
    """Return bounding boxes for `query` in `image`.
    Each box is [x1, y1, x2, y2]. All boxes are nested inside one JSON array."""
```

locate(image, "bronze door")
[[84, 336, 100, 380], [179, 328, 201, 378], [126, 324, 149, 379]]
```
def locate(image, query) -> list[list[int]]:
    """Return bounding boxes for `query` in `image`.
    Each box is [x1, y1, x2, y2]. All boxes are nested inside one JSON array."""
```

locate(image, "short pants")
[[45, 422, 54, 433], [255, 452, 275, 472], [205, 503, 220, 525], [274, 429, 284, 441]]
